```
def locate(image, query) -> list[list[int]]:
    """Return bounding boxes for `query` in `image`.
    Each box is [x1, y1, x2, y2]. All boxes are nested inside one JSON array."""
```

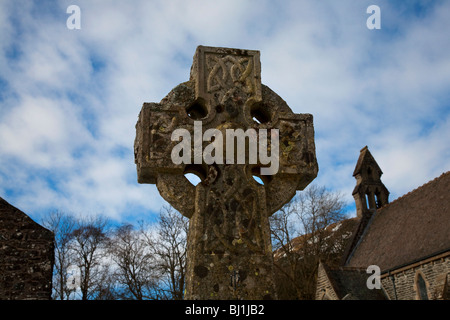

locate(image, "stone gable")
[[0, 197, 54, 300]]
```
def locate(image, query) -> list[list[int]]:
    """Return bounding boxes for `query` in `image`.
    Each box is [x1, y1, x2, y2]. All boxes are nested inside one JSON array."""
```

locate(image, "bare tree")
[[271, 198, 304, 299], [271, 184, 348, 299], [41, 211, 76, 300], [108, 223, 161, 299], [144, 206, 188, 300], [70, 215, 110, 300]]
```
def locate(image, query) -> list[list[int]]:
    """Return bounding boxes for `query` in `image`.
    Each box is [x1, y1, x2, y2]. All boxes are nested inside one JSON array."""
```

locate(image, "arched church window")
[[416, 272, 429, 300], [375, 190, 382, 208], [365, 193, 371, 210]]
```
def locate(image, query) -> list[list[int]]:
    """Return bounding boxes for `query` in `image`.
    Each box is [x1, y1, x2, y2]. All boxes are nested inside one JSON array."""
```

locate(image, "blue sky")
[[0, 0, 449, 224]]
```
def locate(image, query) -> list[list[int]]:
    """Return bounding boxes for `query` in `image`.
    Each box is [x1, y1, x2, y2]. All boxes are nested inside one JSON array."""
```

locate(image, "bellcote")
[[352, 146, 389, 218]]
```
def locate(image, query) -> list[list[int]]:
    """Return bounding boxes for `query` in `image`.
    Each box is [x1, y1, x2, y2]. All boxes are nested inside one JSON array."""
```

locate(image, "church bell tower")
[[352, 146, 389, 218]]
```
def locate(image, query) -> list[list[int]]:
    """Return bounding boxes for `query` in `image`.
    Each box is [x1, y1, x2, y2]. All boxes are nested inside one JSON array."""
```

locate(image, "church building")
[[316, 146, 449, 300]]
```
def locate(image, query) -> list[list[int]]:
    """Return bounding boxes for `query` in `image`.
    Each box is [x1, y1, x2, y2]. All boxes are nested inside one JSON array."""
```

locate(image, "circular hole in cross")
[[185, 173, 202, 186], [186, 99, 208, 120], [184, 164, 207, 186], [252, 175, 264, 185], [250, 166, 273, 186], [250, 103, 271, 124]]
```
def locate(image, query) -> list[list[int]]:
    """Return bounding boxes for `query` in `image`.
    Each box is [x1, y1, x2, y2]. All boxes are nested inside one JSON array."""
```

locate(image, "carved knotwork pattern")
[[203, 166, 266, 256], [206, 54, 256, 104], [149, 111, 178, 160]]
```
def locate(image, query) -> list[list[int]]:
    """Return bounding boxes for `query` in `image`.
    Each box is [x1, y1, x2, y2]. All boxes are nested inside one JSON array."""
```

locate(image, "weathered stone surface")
[[135, 46, 318, 299], [0, 197, 54, 300]]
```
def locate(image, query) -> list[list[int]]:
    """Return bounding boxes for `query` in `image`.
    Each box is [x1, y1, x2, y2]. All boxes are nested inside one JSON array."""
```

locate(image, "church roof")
[[346, 171, 450, 272], [318, 262, 387, 300], [273, 218, 359, 262]]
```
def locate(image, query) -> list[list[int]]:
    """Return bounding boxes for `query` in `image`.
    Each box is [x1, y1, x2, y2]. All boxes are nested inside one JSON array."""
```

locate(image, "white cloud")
[[0, 96, 92, 169], [373, 115, 450, 199]]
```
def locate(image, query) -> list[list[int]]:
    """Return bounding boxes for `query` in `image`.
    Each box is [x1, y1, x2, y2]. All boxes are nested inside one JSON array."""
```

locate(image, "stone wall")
[[0, 198, 54, 300], [381, 254, 449, 300]]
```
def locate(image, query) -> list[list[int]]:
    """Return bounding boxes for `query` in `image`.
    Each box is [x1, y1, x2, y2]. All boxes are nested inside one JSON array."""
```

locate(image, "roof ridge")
[[376, 171, 450, 212], [325, 264, 368, 272]]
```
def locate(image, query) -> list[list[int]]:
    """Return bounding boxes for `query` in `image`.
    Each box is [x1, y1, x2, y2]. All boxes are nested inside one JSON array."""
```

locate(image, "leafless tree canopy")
[[43, 207, 188, 300], [69, 215, 111, 300], [41, 211, 76, 300], [147, 206, 188, 300], [107, 223, 161, 299], [270, 184, 350, 299]]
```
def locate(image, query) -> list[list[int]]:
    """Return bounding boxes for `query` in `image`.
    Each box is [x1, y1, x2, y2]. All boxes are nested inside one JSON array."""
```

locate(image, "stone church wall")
[[0, 198, 54, 300], [381, 254, 449, 300]]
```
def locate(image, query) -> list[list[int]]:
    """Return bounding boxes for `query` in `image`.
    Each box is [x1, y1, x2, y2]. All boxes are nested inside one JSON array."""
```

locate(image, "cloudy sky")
[[0, 0, 449, 224]]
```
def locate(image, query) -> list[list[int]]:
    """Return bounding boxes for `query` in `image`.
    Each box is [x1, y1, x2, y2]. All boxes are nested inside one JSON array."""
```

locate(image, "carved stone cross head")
[[134, 46, 318, 299]]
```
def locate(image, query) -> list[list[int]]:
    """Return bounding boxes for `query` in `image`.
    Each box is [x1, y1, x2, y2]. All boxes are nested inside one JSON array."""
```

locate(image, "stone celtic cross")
[[134, 46, 318, 299]]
